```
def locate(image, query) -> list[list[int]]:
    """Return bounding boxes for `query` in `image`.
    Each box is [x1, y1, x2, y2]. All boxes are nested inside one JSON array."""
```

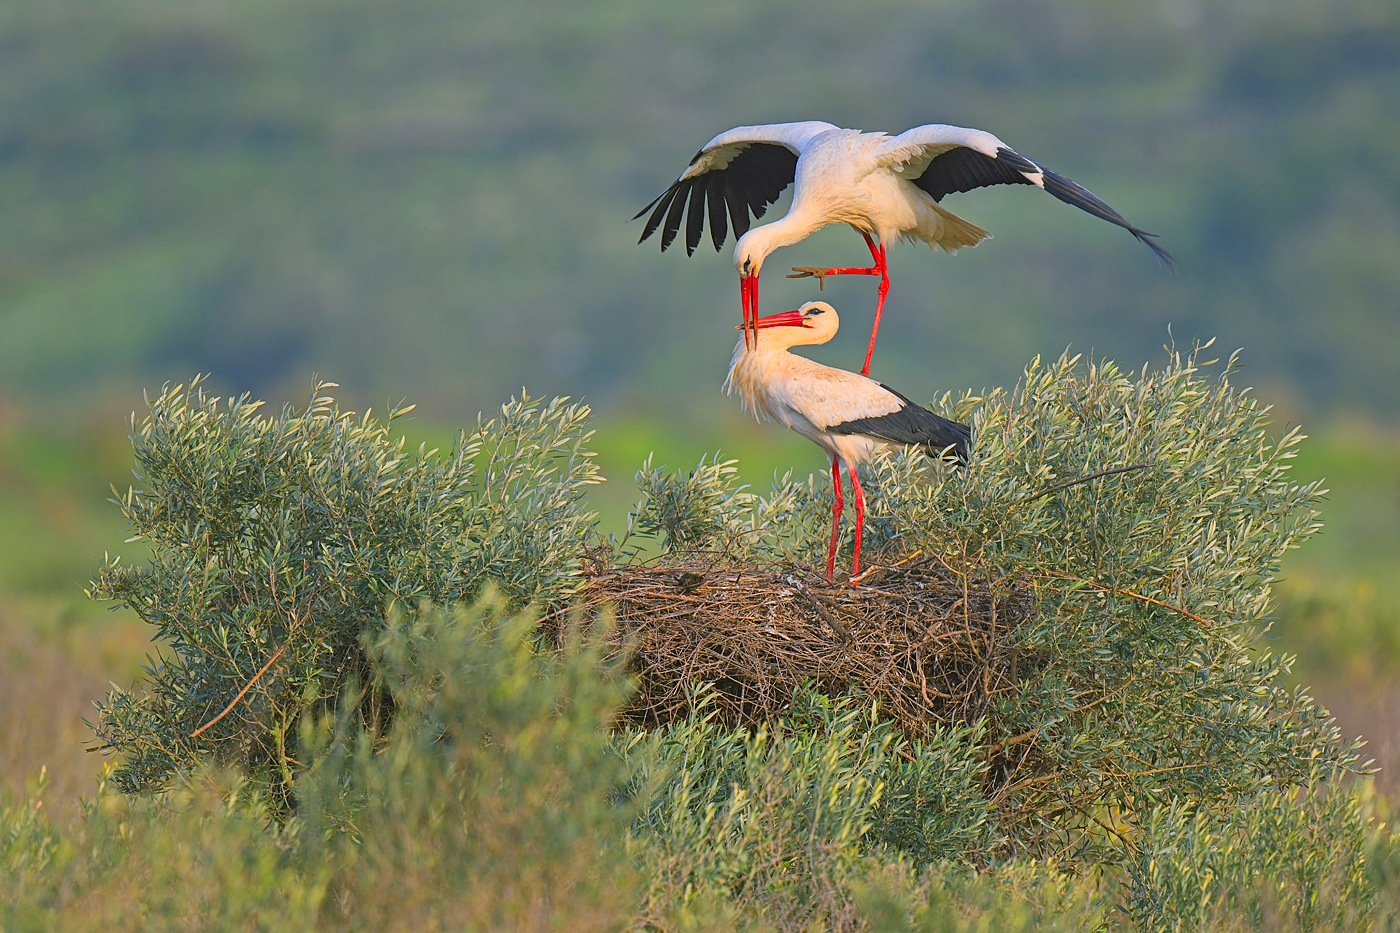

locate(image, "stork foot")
[[788, 265, 882, 290], [788, 267, 830, 289]]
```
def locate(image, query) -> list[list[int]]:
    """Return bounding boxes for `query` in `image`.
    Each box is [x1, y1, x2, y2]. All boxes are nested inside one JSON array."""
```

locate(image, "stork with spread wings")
[[635, 121, 1172, 376]]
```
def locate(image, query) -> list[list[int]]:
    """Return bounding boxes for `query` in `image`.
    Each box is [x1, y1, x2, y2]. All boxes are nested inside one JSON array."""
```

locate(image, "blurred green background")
[[0, 0, 1397, 813]]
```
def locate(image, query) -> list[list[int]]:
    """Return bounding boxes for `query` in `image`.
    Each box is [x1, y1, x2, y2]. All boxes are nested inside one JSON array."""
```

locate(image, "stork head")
[[735, 301, 839, 351], [733, 230, 766, 278], [733, 217, 813, 278]]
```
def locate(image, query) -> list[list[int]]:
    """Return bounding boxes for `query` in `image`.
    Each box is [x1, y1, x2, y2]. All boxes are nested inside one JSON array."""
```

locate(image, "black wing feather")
[[659, 181, 689, 251], [707, 177, 728, 251], [724, 170, 750, 240], [913, 144, 1174, 268], [912, 146, 1033, 202], [637, 185, 679, 244], [684, 181, 707, 256], [827, 386, 970, 462], [1038, 165, 1176, 268], [634, 143, 798, 252]]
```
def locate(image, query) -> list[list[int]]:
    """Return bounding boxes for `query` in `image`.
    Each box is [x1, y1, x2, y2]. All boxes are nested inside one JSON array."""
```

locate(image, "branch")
[[191, 566, 305, 739], [1049, 571, 1213, 627], [191, 642, 289, 738], [1016, 463, 1152, 504]]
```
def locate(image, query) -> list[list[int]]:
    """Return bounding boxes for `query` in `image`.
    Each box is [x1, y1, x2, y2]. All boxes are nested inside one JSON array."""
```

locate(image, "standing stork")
[[724, 300, 969, 583], [637, 121, 1172, 376]]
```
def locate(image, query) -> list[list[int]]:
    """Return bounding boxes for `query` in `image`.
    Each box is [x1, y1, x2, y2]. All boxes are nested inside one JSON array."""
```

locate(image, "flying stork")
[[637, 121, 1172, 376], [724, 300, 969, 583]]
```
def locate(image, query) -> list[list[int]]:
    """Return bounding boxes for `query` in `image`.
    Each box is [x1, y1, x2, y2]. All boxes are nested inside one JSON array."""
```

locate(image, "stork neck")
[[734, 211, 822, 274]]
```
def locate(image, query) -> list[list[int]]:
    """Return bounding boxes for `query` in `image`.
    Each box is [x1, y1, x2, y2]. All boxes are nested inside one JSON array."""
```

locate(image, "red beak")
[[736, 309, 807, 330]]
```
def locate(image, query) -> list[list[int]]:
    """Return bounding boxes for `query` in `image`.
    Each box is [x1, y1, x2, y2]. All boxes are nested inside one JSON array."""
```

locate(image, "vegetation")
[[88, 379, 600, 803], [3, 350, 1395, 929], [2, 602, 1397, 931]]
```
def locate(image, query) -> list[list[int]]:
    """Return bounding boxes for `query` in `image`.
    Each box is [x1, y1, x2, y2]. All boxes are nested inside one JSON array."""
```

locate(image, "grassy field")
[[0, 398, 1396, 814]]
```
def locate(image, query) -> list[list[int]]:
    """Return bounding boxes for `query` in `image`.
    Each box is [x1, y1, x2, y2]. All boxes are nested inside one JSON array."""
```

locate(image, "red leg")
[[859, 230, 881, 264], [859, 241, 889, 378], [826, 455, 844, 583], [785, 231, 889, 375], [750, 272, 758, 346], [847, 465, 867, 580], [787, 229, 884, 286], [740, 275, 749, 348]]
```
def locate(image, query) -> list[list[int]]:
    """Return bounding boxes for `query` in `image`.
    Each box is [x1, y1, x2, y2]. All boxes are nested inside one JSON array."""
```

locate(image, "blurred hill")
[[0, 0, 1397, 427]]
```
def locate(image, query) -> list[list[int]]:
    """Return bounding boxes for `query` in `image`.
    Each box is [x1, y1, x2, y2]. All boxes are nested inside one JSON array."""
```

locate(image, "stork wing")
[[826, 384, 970, 462], [776, 365, 905, 431], [633, 122, 837, 256], [878, 124, 1175, 268]]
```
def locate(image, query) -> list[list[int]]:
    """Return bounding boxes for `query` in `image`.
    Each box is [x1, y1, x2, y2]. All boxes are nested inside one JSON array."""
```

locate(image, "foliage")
[[856, 860, 1110, 933], [626, 694, 995, 929], [623, 452, 811, 561], [33, 356, 1390, 928], [88, 378, 600, 803], [2, 596, 639, 932], [1124, 775, 1379, 932], [3, 596, 1392, 931]]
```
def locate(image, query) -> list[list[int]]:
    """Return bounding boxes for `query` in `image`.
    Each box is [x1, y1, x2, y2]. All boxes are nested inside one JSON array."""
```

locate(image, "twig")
[[191, 642, 289, 738], [984, 728, 1042, 761], [797, 583, 850, 644], [191, 567, 304, 739], [848, 548, 924, 586], [1077, 805, 1139, 855], [1016, 463, 1152, 504], [1050, 572, 1212, 627]]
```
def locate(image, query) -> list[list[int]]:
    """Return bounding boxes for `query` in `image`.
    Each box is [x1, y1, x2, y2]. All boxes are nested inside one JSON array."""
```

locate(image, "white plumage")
[[725, 300, 969, 583], [638, 121, 1172, 376]]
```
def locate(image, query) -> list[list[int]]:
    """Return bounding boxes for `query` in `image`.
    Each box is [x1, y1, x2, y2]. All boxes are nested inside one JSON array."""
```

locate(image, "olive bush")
[[51, 346, 1391, 929], [88, 378, 600, 801]]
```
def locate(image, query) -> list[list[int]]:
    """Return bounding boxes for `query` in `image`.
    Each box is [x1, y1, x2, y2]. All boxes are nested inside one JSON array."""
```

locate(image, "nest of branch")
[[554, 554, 1036, 741]]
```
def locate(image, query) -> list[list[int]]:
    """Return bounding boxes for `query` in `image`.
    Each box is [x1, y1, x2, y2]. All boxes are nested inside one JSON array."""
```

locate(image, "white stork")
[[637, 121, 1172, 376], [724, 300, 969, 583]]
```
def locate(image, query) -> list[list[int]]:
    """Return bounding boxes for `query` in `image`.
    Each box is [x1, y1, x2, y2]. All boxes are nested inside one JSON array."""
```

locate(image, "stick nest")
[[553, 554, 1037, 740]]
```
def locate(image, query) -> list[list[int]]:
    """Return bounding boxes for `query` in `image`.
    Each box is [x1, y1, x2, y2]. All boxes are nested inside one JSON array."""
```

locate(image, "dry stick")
[[1016, 462, 1152, 504], [1050, 572, 1213, 627], [798, 584, 851, 644], [191, 567, 303, 739], [191, 642, 289, 738], [984, 727, 1043, 761], [848, 548, 924, 587]]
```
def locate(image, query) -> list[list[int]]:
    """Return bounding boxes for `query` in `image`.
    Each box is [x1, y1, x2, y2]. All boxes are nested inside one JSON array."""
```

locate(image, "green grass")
[[1269, 424, 1400, 683]]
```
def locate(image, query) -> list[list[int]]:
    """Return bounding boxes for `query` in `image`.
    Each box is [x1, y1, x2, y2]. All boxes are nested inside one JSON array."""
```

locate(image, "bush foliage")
[[40, 351, 1393, 929], [88, 378, 600, 801]]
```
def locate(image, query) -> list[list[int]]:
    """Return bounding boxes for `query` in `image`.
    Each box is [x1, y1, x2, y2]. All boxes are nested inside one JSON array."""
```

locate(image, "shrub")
[[855, 859, 1110, 933], [1124, 774, 1378, 932], [2, 597, 1391, 931], [62, 347, 1387, 929], [88, 378, 600, 803], [626, 694, 995, 930]]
